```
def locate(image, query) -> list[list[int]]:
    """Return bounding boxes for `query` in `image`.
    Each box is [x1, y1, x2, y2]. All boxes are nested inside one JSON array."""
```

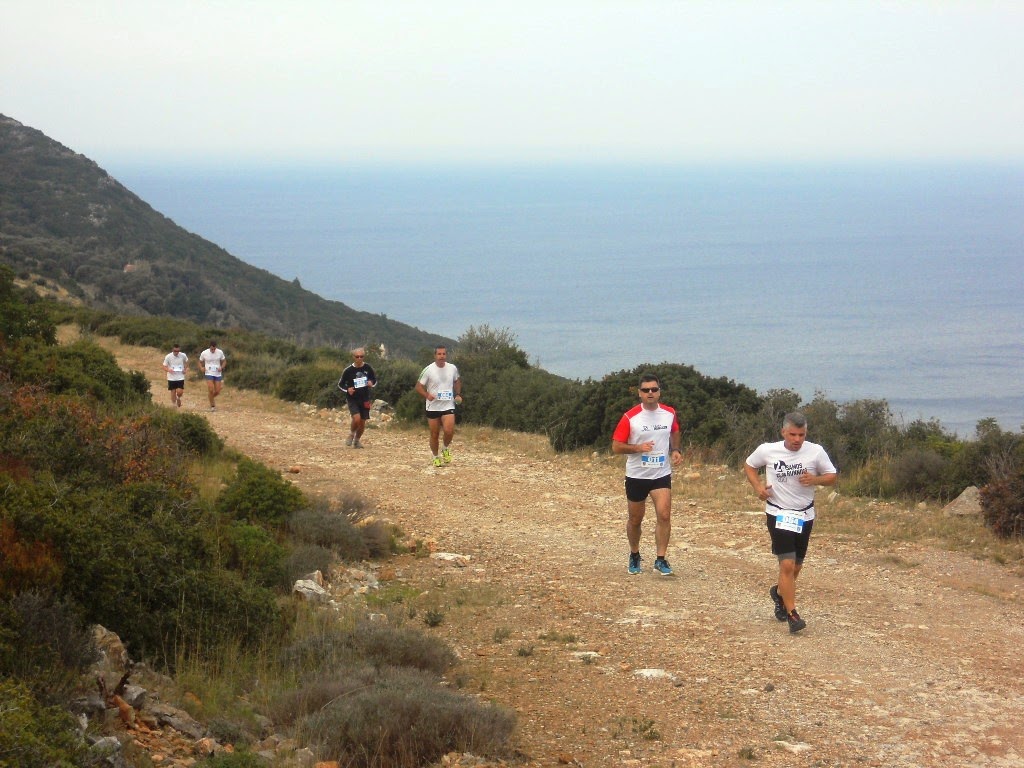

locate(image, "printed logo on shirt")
[[773, 459, 805, 482]]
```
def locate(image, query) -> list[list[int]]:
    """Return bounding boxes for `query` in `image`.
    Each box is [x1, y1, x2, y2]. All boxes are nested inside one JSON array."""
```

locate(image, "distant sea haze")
[[115, 162, 1024, 438]]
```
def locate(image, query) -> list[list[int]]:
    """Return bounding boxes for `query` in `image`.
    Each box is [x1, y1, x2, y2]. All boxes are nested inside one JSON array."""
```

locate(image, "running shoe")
[[432, 456, 443, 468], [653, 557, 673, 576], [352, 440, 363, 449], [345, 434, 354, 446], [627, 552, 642, 574], [769, 585, 788, 622], [442, 447, 452, 464], [787, 609, 806, 634]]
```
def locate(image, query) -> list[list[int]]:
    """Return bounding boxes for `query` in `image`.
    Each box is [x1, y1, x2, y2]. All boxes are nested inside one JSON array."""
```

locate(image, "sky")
[[3, 1, 1024, 167]]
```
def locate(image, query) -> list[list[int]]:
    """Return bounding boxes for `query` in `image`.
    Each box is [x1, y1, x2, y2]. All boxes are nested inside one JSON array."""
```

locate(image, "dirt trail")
[[111, 339, 1024, 768]]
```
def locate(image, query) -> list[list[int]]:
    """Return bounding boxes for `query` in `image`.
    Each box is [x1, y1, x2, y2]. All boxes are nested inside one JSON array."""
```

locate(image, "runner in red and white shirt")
[[611, 373, 683, 576]]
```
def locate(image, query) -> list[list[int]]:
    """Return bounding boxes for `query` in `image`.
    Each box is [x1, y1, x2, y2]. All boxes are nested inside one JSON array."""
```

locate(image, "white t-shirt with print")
[[745, 440, 837, 520]]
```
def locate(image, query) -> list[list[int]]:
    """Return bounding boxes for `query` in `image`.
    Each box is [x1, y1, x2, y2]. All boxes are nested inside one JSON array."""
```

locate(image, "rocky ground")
[[103, 338, 1024, 768]]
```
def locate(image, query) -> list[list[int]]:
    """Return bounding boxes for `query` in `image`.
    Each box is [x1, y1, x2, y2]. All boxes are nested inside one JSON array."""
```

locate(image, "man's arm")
[[744, 463, 773, 501], [798, 471, 837, 487], [612, 439, 654, 455]]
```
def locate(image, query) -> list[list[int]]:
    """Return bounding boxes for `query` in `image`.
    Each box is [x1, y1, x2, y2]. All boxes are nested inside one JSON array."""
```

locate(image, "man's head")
[[434, 346, 448, 366], [208, 340, 218, 350], [172, 344, 180, 354], [352, 347, 366, 365], [781, 411, 808, 451], [638, 373, 661, 407]]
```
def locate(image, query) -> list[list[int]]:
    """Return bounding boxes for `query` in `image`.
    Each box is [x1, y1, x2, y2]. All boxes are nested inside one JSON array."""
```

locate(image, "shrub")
[[288, 498, 367, 559], [981, 469, 1024, 539], [889, 449, 950, 498], [274, 363, 339, 405], [0, 591, 98, 703], [0, 679, 91, 768], [224, 522, 287, 588], [216, 457, 306, 527], [150, 408, 224, 456], [284, 544, 336, 585], [300, 666, 515, 768]]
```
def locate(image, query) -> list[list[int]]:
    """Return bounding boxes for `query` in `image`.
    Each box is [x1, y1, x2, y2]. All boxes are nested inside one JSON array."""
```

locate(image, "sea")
[[111, 162, 1024, 438]]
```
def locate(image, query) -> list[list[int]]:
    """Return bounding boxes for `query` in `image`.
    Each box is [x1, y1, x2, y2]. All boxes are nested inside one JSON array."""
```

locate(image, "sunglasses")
[[639, 386, 660, 393]]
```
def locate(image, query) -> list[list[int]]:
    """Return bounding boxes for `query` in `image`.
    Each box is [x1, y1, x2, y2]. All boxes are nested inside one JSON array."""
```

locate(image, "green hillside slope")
[[0, 114, 450, 356]]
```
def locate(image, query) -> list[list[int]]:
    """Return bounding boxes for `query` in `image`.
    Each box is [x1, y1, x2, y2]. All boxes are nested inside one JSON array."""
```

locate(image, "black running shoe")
[[769, 585, 787, 622], [787, 609, 806, 634]]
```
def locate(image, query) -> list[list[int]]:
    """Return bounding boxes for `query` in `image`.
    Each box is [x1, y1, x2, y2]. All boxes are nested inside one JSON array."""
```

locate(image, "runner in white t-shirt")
[[415, 346, 462, 467], [198, 341, 227, 411], [744, 411, 837, 633], [611, 373, 683, 576], [161, 344, 188, 408]]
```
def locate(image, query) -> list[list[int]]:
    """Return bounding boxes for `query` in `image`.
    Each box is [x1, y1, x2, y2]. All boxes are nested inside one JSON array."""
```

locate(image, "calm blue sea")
[[112, 163, 1024, 438]]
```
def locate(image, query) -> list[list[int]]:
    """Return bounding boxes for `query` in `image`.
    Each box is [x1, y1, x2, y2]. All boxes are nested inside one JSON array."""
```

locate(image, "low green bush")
[[0, 591, 98, 704], [0, 679, 90, 767], [224, 522, 287, 588], [216, 457, 306, 527]]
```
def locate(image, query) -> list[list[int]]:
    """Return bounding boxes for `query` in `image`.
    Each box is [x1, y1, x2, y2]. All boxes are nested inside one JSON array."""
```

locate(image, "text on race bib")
[[353, 375, 368, 388], [641, 452, 666, 467], [775, 513, 804, 534], [437, 390, 454, 401]]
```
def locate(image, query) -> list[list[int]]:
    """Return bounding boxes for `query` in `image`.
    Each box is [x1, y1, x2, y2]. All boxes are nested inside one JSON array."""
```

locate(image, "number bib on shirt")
[[437, 390, 454, 401], [775, 513, 805, 534], [354, 375, 368, 388], [171, 365, 184, 373], [641, 452, 666, 468]]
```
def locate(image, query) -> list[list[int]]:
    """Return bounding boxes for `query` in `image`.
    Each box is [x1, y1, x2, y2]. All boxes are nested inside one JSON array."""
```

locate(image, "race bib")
[[207, 363, 221, 374], [436, 390, 454, 401], [641, 452, 666, 468], [171, 365, 184, 373], [775, 513, 804, 534], [353, 375, 368, 388]]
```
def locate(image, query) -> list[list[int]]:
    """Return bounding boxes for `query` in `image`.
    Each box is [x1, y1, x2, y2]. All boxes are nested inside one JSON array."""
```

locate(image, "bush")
[[274, 363, 339, 405], [288, 497, 367, 559], [348, 620, 457, 674], [889, 449, 951, 498], [150, 408, 224, 456], [550, 363, 761, 452], [224, 522, 287, 588], [216, 457, 306, 527], [284, 544, 336, 585], [300, 666, 515, 768], [0, 591, 98, 703], [0, 680, 92, 767], [981, 469, 1024, 539]]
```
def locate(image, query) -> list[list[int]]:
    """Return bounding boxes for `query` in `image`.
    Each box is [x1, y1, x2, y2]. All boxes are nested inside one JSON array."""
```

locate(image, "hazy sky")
[[4, 1, 1023, 166]]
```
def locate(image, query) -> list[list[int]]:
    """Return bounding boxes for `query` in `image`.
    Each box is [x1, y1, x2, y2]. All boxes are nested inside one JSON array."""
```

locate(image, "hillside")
[[102, 333, 1024, 768], [0, 114, 451, 356]]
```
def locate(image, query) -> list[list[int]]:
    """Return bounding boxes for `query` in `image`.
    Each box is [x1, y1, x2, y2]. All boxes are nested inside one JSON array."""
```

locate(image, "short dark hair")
[[783, 411, 807, 429], [435, 345, 447, 353], [639, 372, 660, 387]]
